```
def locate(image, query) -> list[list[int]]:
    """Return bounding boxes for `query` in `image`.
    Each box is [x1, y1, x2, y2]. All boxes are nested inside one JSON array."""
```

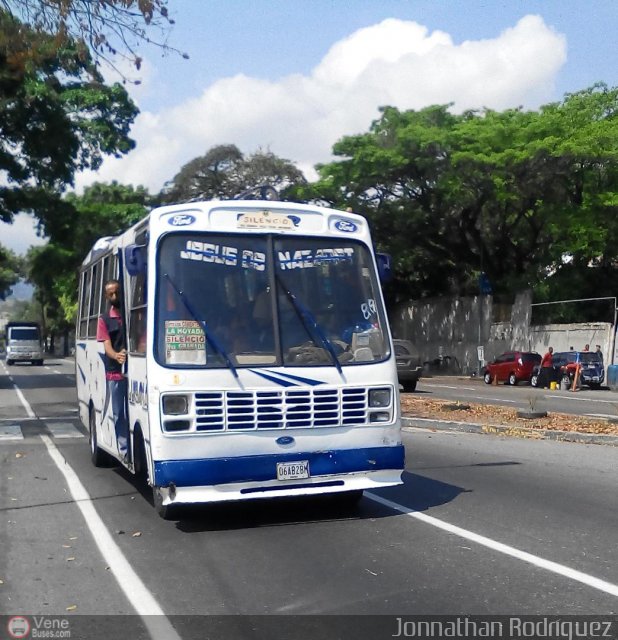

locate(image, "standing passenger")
[[97, 279, 130, 463]]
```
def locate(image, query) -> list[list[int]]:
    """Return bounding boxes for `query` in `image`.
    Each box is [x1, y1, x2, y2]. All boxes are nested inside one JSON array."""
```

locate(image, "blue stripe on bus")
[[247, 370, 300, 387], [153, 445, 404, 488], [259, 369, 325, 386]]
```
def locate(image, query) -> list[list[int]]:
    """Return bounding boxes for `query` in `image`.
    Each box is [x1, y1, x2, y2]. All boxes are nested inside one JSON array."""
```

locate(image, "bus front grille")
[[194, 387, 369, 432]]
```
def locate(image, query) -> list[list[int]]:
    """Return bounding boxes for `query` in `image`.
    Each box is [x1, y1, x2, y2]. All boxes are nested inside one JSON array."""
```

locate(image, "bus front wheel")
[[153, 487, 177, 520], [89, 410, 107, 467]]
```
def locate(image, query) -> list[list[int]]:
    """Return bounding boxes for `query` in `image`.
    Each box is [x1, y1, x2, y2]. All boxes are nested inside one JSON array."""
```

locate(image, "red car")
[[483, 351, 541, 386]]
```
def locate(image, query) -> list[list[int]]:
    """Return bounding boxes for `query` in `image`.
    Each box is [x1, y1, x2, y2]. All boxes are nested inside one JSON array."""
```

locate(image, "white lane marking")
[[548, 395, 618, 405], [0, 425, 23, 440], [11, 381, 36, 418], [586, 413, 618, 420], [470, 396, 518, 404], [2, 362, 35, 418], [421, 384, 476, 391], [367, 493, 618, 598], [53, 369, 62, 374], [45, 423, 84, 439], [40, 435, 182, 639]]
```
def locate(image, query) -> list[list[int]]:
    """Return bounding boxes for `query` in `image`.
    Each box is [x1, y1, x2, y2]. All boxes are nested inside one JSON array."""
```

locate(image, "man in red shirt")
[[97, 279, 129, 463], [539, 346, 554, 389]]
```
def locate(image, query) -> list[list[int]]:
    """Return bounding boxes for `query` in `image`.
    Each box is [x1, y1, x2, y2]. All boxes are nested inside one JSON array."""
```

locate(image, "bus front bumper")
[[152, 445, 405, 504]]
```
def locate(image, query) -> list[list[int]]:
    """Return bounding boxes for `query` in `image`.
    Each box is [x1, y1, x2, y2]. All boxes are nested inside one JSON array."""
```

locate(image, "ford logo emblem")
[[276, 436, 295, 446], [168, 214, 196, 227], [334, 219, 358, 233]]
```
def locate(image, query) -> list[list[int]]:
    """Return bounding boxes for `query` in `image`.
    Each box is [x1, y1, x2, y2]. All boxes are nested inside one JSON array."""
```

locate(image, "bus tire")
[[89, 409, 107, 467], [133, 427, 148, 481], [153, 487, 177, 520]]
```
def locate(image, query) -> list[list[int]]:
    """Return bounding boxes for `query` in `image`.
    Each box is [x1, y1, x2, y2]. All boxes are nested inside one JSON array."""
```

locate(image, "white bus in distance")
[[75, 199, 404, 519]]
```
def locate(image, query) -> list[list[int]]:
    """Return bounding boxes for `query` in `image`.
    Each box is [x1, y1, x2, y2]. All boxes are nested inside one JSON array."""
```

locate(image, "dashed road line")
[[421, 384, 476, 391], [0, 425, 23, 440], [45, 422, 84, 438], [470, 396, 518, 404]]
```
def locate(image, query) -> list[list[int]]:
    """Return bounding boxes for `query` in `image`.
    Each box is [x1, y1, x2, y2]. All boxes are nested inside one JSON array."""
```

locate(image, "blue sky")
[[148, 0, 616, 112], [3, 0, 616, 257]]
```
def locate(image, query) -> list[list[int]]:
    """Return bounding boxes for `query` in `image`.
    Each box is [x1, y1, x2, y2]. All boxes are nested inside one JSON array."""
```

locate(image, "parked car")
[[393, 339, 422, 392], [482, 351, 541, 385], [531, 351, 604, 389]]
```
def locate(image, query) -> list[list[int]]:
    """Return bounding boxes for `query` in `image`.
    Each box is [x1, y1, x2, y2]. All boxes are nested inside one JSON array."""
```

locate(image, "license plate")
[[276, 460, 309, 481]]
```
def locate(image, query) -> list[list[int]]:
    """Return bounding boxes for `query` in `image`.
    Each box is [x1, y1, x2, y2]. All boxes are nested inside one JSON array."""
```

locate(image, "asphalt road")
[[415, 376, 618, 420], [1, 360, 617, 639]]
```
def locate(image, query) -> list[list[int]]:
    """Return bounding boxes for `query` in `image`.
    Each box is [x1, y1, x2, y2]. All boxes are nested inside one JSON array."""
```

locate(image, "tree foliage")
[[26, 182, 152, 337], [161, 144, 307, 203], [0, 0, 183, 70], [0, 9, 138, 228], [0, 243, 23, 300], [296, 84, 618, 304]]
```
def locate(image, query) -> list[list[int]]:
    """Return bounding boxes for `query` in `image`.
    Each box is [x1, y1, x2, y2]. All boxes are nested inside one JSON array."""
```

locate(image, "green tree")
[[0, 10, 138, 229], [26, 182, 151, 348], [297, 85, 618, 304], [0, 0, 184, 70], [161, 144, 307, 203], [0, 243, 23, 299]]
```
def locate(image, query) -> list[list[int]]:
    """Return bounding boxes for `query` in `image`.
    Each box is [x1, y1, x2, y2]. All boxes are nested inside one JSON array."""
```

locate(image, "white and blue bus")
[[76, 199, 404, 518]]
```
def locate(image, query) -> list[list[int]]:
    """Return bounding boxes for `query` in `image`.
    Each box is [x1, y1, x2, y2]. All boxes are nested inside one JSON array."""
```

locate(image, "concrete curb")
[[402, 416, 618, 446]]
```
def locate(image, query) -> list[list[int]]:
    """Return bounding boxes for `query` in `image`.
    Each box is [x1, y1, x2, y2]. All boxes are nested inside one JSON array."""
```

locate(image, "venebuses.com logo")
[[6, 615, 71, 639], [7, 616, 30, 639]]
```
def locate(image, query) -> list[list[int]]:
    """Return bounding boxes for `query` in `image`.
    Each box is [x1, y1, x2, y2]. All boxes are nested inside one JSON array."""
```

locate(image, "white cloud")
[[0, 213, 46, 256], [76, 15, 566, 194]]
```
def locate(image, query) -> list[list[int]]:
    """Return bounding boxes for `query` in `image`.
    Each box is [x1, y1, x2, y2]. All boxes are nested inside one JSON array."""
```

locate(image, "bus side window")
[[128, 225, 149, 354], [129, 270, 147, 354]]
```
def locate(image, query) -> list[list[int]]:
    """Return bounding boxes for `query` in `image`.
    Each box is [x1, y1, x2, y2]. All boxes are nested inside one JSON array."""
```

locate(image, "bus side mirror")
[[376, 253, 392, 283], [125, 244, 146, 276]]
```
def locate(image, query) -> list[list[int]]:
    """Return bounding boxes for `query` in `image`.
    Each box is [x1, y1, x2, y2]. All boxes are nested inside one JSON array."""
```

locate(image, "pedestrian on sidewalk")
[[539, 346, 554, 389]]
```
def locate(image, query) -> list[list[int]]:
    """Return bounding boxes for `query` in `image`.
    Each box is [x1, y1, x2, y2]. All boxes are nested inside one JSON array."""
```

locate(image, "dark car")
[[393, 339, 422, 392], [482, 351, 541, 386], [531, 351, 604, 389]]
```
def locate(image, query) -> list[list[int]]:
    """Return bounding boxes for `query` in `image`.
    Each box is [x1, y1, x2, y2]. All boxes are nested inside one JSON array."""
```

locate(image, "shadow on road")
[[113, 465, 473, 533], [5, 373, 75, 389]]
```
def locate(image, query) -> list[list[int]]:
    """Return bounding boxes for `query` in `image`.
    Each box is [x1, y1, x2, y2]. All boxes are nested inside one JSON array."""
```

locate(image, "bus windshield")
[[155, 233, 389, 368]]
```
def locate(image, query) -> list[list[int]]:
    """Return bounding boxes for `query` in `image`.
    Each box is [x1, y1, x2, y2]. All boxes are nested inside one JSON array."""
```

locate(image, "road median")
[[401, 394, 618, 446]]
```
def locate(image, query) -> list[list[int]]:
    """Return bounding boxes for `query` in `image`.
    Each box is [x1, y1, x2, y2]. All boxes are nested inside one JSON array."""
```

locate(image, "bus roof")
[[81, 200, 371, 267]]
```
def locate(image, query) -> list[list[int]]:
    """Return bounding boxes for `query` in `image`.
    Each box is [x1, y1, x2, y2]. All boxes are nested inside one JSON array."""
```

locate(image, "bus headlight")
[[369, 388, 391, 408], [162, 395, 189, 415]]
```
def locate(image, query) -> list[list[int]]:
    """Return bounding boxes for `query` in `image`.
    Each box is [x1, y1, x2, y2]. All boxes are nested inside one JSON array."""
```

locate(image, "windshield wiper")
[[162, 273, 238, 379], [275, 274, 343, 375]]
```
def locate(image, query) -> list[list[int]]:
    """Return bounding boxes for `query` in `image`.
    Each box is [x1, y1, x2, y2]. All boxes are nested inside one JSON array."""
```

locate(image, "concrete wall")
[[391, 294, 492, 375], [391, 291, 615, 373]]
